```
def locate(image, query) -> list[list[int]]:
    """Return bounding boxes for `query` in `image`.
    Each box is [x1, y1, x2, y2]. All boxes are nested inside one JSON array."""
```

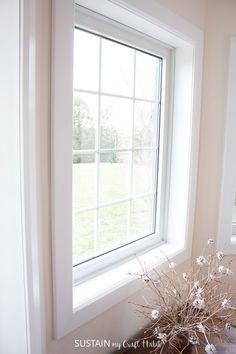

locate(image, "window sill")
[[72, 241, 190, 327]]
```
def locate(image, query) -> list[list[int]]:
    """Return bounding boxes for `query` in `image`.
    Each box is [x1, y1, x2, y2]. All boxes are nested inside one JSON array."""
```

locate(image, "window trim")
[[52, 0, 203, 339]]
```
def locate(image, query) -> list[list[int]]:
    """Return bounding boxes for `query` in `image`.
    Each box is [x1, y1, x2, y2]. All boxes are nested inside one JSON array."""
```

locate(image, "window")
[[72, 27, 164, 271], [52, 0, 203, 338]]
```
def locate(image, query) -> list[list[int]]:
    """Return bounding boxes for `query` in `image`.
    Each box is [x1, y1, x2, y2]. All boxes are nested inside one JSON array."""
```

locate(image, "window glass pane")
[[72, 27, 163, 265], [135, 51, 159, 100], [99, 202, 128, 252], [99, 152, 131, 204], [73, 92, 98, 150], [132, 150, 156, 196], [100, 96, 133, 149], [73, 29, 99, 91], [134, 101, 158, 147], [130, 196, 155, 240], [73, 210, 96, 264], [101, 38, 134, 96], [73, 154, 96, 209]]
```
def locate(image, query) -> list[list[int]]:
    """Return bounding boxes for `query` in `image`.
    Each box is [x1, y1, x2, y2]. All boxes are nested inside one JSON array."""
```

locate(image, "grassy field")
[[72, 162, 154, 264]]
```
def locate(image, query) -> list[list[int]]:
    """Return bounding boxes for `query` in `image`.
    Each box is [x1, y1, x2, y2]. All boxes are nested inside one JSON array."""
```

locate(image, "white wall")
[[0, 1, 28, 354], [34, 0, 236, 353]]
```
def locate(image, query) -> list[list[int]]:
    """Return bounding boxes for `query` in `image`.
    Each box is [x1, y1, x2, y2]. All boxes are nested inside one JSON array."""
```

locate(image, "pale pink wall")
[[157, 0, 206, 30], [193, 0, 236, 257], [38, 1, 236, 353]]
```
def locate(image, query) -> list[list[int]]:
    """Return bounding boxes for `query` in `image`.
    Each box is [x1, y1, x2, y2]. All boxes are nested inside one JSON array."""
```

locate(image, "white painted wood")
[[76, 0, 201, 47], [75, 4, 172, 57], [72, 241, 190, 329], [51, 0, 74, 339], [0, 1, 28, 353], [52, 0, 203, 338], [20, 0, 46, 353], [167, 42, 203, 255], [167, 47, 194, 247], [218, 37, 236, 253]]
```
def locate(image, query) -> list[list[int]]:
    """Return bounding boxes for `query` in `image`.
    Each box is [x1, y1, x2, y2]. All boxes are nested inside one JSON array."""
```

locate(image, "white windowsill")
[[73, 241, 188, 323]]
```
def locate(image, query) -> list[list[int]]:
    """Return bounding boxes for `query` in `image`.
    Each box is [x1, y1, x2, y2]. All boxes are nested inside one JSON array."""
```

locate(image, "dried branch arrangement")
[[132, 240, 236, 353]]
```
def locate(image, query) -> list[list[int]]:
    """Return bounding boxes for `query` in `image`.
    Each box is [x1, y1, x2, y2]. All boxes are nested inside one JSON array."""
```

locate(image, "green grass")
[[72, 162, 154, 264]]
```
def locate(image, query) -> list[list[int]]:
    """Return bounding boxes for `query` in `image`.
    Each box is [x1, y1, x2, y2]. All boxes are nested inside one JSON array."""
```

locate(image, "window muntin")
[[72, 27, 163, 266]]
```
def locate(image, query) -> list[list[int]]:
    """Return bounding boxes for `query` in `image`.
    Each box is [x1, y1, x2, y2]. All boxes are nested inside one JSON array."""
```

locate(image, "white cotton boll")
[[196, 287, 205, 298], [193, 298, 205, 310], [208, 274, 214, 280], [205, 344, 216, 353], [188, 334, 198, 345], [208, 238, 214, 245], [183, 272, 187, 280], [151, 309, 160, 320], [153, 326, 160, 335], [197, 323, 205, 333], [196, 256, 207, 266], [169, 261, 176, 269], [157, 333, 167, 344], [216, 251, 224, 260], [143, 276, 150, 282], [172, 288, 177, 296], [194, 281, 200, 289], [218, 265, 227, 274], [221, 299, 231, 309]]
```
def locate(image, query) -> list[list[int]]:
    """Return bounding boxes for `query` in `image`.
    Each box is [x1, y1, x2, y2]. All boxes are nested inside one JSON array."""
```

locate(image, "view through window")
[[72, 27, 163, 266]]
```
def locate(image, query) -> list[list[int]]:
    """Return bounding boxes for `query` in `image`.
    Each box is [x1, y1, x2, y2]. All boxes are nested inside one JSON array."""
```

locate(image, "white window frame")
[[72, 8, 171, 283], [1, 0, 47, 353], [52, 0, 203, 339], [218, 37, 236, 251]]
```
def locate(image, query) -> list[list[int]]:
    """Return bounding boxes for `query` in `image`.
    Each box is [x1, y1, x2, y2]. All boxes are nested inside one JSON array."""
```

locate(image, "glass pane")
[[99, 202, 128, 252], [73, 154, 96, 209], [100, 96, 133, 149], [101, 38, 134, 96], [130, 196, 155, 240], [73, 210, 95, 264], [99, 152, 131, 204], [134, 101, 158, 147], [73, 29, 99, 91], [132, 150, 156, 196], [135, 51, 159, 100], [73, 92, 98, 150]]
